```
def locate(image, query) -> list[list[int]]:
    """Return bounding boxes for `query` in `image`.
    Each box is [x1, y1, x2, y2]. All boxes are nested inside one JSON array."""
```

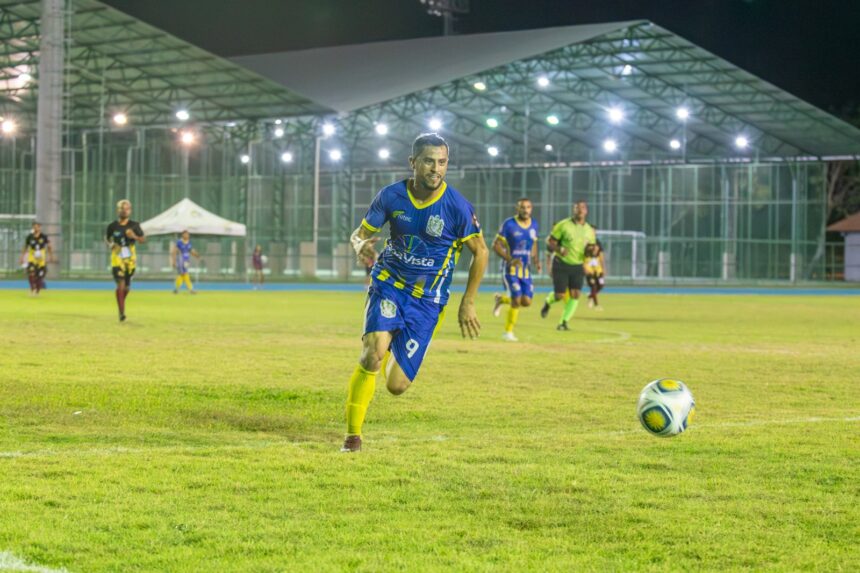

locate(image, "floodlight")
[[486, 117, 499, 128], [487, 146, 499, 157], [329, 149, 342, 161], [378, 148, 390, 160], [603, 139, 618, 152], [175, 109, 190, 121]]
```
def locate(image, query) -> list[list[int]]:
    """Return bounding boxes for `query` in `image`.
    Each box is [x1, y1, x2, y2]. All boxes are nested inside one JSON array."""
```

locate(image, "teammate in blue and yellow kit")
[[491, 198, 540, 341], [171, 230, 200, 294], [341, 133, 489, 452]]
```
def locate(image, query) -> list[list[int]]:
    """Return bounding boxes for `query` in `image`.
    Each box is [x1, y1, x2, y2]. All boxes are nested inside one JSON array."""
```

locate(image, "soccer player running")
[[105, 199, 145, 322], [171, 230, 200, 294], [584, 240, 606, 310], [341, 133, 488, 453], [540, 200, 596, 330], [20, 221, 55, 296], [491, 198, 540, 341]]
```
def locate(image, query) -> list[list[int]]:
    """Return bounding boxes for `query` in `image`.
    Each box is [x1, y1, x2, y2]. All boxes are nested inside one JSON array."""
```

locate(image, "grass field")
[[1, 287, 858, 572]]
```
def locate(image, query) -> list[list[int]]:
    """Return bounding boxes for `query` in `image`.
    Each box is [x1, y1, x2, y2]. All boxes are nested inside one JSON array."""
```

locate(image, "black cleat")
[[340, 435, 362, 453], [540, 302, 550, 318], [119, 313, 127, 322], [556, 321, 569, 331]]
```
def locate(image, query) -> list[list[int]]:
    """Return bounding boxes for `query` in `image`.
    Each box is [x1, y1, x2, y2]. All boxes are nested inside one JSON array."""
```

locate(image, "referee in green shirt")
[[541, 200, 596, 330]]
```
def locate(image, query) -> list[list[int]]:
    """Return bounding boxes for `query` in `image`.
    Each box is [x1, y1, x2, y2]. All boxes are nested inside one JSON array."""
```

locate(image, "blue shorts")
[[363, 279, 445, 382], [502, 273, 534, 299], [176, 260, 190, 275]]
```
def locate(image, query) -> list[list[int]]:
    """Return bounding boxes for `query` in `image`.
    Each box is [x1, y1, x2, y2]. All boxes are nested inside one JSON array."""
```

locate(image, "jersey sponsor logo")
[[380, 299, 397, 318], [392, 210, 412, 222], [388, 234, 436, 267], [389, 248, 435, 267], [426, 214, 445, 237]]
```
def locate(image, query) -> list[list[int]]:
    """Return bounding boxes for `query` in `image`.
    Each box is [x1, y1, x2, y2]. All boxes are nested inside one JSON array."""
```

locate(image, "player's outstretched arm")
[[459, 234, 488, 339], [349, 225, 379, 263]]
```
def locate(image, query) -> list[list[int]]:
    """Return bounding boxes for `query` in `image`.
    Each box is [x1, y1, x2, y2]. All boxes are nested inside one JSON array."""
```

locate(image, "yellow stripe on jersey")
[[458, 232, 482, 246], [429, 241, 457, 293], [411, 280, 425, 299], [407, 181, 447, 210], [361, 218, 380, 233], [376, 269, 390, 282]]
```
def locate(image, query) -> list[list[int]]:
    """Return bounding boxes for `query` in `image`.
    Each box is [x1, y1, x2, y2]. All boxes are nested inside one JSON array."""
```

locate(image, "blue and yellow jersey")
[[175, 239, 194, 261], [361, 179, 482, 305], [496, 217, 539, 279]]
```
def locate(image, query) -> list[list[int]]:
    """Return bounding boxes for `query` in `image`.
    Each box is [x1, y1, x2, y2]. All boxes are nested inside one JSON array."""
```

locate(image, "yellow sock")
[[500, 295, 511, 304], [174, 276, 183, 289], [505, 307, 519, 333], [184, 274, 193, 290], [345, 365, 377, 436]]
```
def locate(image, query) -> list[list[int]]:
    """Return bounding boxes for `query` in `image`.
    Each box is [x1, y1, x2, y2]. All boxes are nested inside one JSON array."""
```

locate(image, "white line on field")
[[587, 330, 632, 344], [0, 552, 70, 573]]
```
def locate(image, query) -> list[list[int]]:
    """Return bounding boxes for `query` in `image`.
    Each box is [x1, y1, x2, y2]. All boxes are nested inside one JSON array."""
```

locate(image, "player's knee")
[[359, 338, 387, 371], [386, 372, 411, 395], [554, 292, 565, 301], [520, 297, 532, 307], [511, 298, 521, 308], [572, 290, 581, 299]]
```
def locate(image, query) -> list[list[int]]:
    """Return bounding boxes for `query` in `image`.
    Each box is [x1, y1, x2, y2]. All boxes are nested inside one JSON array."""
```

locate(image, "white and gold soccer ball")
[[637, 378, 695, 437]]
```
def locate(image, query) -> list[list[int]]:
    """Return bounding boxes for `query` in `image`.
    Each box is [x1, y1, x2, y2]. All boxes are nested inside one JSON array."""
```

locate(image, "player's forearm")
[[492, 241, 511, 263], [462, 242, 488, 302]]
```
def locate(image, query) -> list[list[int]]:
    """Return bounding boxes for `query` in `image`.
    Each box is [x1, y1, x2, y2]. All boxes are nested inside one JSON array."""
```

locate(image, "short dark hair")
[[517, 197, 532, 204], [412, 133, 449, 157], [575, 199, 588, 205]]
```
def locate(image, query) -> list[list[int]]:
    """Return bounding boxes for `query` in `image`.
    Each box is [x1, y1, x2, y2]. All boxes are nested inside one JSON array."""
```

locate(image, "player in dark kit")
[[20, 221, 55, 296], [584, 241, 606, 310], [105, 199, 145, 322]]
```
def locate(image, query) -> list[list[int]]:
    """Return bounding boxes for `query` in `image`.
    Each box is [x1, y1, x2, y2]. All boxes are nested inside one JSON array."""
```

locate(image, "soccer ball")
[[637, 378, 695, 437]]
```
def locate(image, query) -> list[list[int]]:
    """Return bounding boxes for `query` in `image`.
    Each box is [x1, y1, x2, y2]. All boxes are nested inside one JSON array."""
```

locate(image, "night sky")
[[102, 0, 860, 117]]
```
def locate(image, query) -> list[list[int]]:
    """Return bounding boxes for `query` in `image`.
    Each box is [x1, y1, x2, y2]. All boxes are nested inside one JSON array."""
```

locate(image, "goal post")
[[595, 230, 647, 279]]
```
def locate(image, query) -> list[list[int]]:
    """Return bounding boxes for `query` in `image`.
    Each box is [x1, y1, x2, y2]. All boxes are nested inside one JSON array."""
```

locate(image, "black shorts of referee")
[[552, 259, 585, 293]]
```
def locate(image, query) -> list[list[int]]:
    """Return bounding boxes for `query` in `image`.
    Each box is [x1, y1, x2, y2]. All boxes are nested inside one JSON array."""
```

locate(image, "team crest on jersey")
[[380, 299, 397, 318], [426, 214, 445, 237]]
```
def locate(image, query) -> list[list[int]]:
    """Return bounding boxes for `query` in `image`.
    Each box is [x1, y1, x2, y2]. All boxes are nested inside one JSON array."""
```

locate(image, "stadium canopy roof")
[[2, 1, 859, 166], [0, 0, 331, 129], [234, 21, 860, 165]]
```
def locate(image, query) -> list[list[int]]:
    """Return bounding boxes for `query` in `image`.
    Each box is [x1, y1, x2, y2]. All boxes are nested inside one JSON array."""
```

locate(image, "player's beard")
[[422, 174, 443, 191]]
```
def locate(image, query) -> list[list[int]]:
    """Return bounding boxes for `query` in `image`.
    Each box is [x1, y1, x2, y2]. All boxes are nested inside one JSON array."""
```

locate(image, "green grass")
[[0, 288, 858, 572]]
